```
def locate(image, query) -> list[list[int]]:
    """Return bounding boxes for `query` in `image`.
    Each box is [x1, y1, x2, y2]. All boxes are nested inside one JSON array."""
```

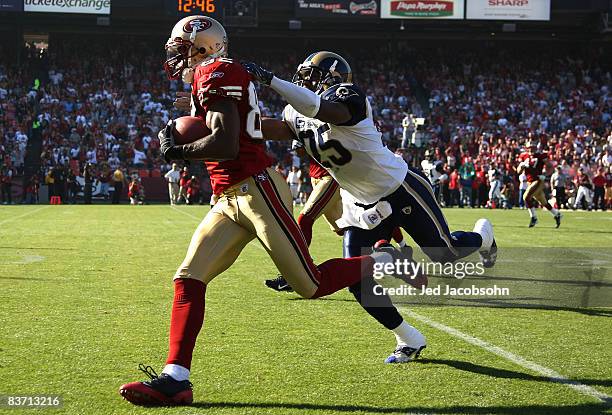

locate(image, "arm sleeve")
[[270, 76, 321, 118], [321, 84, 367, 127]]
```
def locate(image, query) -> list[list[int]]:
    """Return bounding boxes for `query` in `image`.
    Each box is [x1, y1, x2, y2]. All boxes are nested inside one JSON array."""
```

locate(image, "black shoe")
[[264, 275, 293, 292], [480, 239, 497, 268], [554, 213, 562, 228], [529, 217, 538, 228], [119, 364, 193, 406]]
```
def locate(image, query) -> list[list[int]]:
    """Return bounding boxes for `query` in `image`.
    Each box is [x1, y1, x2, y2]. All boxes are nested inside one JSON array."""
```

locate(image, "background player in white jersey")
[[244, 52, 498, 362]]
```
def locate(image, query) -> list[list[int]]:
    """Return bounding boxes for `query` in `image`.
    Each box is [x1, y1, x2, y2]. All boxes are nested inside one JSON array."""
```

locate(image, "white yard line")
[[170, 205, 205, 222], [401, 309, 611, 404], [0, 206, 50, 227]]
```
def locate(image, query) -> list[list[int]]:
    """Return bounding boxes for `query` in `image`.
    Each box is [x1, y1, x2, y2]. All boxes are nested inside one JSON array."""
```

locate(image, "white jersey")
[[282, 83, 407, 204]]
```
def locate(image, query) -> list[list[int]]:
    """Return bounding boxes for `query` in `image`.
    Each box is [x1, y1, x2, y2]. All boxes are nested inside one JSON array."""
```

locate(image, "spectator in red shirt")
[[186, 176, 199, 205], [592, 167, 607, 211], [448, 169, 461, 207], [178, 167, 190, 204]]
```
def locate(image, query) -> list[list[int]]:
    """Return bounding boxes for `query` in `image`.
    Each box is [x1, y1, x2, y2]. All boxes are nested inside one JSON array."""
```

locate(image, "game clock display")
[[171, 0, 222, 17]]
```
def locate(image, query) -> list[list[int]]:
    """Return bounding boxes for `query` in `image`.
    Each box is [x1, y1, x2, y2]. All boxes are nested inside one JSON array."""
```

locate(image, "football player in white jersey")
[[244, 52, 497, 363]]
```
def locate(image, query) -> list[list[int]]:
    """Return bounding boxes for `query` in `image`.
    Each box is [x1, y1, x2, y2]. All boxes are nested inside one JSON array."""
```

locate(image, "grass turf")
[[0, 205, 610, 415]]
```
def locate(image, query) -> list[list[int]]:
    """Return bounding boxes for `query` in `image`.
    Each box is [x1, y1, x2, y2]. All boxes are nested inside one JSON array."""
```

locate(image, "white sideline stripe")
[[401, 309, 611, 404], [0, 206, 49, 227], [170, 206, 265, 251], [170, 206, 204, 222]]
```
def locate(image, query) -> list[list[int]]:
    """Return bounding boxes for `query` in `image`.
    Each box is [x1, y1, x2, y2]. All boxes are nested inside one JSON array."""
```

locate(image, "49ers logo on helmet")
[[183, 18, 212, 33]]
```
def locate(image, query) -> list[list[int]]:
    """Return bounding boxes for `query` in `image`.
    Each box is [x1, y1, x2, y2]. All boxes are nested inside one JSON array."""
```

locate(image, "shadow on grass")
[[415, 359, 612, 388], [0, 276, 57, 281], [186, 401, 609, 414], [303, 296, 612, 317]]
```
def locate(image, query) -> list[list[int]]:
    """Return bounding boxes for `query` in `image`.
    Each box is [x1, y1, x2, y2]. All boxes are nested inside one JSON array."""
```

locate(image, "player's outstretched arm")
[[243, 62, 351, 125], [261, 118, 295, 141], [160, 100, 240, 162]]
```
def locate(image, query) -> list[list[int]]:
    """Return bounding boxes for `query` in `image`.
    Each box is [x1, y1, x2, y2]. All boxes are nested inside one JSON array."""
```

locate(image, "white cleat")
[[473, 219, 497, 268], [385, 345, 426, 364]]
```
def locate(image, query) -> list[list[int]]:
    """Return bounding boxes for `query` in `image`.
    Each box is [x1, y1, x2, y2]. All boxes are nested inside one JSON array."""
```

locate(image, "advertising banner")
[[296, 0, 379, 18], [466, 0, 550, 21], [24, 0, 111, 14], [380, 0, 464, 19]]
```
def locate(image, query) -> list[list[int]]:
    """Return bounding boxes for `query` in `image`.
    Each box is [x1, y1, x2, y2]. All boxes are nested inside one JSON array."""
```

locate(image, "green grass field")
[[1, 205, 611, 415]]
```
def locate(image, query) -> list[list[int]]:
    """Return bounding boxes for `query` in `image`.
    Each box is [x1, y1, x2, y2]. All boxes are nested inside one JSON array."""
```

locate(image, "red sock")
[[297, 213, 314, 246], [391, 227, 404, 244], [312, 256, 375, 298], [165, 278, 206, 370]]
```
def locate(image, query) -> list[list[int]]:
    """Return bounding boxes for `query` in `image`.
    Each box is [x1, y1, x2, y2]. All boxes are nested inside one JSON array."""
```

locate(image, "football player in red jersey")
[[118, 16, 411, 407], [517, 140, 562, 228]]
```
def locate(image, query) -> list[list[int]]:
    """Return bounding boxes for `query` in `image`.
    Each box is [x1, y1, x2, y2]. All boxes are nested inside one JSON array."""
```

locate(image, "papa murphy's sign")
[[24, 0, 111, 14], [466, 0, 550, 21], [381, 0, 464, 19]]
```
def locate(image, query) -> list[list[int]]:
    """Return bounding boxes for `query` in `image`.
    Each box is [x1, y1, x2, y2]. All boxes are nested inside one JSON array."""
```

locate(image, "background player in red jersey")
[[517, 140, 562, 228], [118, 16, 410, 407]]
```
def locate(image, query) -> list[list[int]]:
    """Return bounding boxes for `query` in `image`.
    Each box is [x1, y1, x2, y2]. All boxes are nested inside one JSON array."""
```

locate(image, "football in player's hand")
[[172, 116, 210, 145]]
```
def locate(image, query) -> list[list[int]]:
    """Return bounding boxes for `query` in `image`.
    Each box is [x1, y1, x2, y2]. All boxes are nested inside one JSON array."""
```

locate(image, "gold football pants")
[[523, 179, 547, 207], [174, 168, 321, 298], [301, 175, 342, 233]]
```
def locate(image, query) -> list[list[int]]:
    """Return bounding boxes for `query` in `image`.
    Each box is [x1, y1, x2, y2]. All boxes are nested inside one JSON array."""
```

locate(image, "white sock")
[[392, 321, 426, 348], [549, 208, 559, 216], [162, 364, 190, 381], [528, 207, 536, 218]]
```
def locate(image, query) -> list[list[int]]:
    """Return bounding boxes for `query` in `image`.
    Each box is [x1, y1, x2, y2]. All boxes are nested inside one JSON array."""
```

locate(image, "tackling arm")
[[269, 77, 351, 125], [243, 62, 351, 125]]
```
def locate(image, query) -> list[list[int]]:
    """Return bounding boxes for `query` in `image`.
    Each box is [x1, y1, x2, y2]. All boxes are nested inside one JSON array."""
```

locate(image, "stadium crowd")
[[0, 38, 610, 209]]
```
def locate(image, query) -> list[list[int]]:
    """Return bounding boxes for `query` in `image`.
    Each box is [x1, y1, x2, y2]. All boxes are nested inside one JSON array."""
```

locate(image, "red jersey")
[[179, 171, 190, 187], [128, 182, 139, 198], [519, 152, 548, 182], [308, 157, 329, 180], [192, 58, 272, 194], [593, 174, 606, 188]]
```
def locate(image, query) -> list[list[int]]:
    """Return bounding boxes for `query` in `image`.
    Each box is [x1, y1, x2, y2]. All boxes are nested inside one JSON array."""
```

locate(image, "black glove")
[[242, 62, 274, 86], [158, 120, 184, 163]]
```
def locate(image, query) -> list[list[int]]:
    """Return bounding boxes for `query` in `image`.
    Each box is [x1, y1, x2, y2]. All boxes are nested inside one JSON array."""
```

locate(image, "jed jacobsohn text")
[[373, 259, 486, 280], [374, 284, 511, 297]]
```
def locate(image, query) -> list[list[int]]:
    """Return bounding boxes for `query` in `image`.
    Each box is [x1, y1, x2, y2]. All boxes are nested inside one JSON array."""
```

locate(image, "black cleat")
[[119, 364, 193, 406], [480, 239, 497, 268], [554, 213, 562, 228], [264, 275, 293, 292], [529, 217, 538, 228]]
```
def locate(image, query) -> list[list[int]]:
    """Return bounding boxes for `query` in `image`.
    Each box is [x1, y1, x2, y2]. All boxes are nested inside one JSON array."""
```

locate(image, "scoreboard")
[[166, 0, 223, 17]]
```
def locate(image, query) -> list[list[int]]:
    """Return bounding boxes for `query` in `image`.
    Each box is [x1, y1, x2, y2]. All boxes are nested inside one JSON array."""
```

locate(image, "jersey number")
[[246, 82, 263, 140], [300, 124, 352, 168]]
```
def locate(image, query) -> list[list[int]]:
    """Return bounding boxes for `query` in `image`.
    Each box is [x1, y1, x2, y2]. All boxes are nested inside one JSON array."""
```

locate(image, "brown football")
[[172, 116, 210, 145]]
